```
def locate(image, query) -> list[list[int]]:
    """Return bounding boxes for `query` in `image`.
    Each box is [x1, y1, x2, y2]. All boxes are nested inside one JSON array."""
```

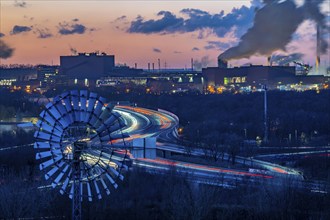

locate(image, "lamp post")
[[262, 85, 268, 143]]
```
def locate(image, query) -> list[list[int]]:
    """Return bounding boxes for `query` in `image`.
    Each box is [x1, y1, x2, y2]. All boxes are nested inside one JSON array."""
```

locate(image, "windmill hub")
[[73, 141, 87, 158]]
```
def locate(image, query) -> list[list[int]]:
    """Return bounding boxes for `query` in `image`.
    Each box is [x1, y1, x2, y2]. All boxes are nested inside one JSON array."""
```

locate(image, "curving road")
[[114, 105, 178, 142], [115, 105, 299, 176], [113, 106, 330, 192]]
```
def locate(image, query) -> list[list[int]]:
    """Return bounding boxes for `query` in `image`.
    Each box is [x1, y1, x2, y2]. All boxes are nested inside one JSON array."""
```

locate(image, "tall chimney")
[[158, 59, 160, 71], [316, 24, 321, 73], [135, 63, 137, 69], [191, 58, 194, 71], [148, 63, 150, 71], [267, 56, 271, 66], [152, 63, 155, 72]]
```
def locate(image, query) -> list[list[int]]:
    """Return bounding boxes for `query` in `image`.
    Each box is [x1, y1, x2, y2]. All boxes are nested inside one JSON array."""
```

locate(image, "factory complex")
[[0, 51, 329, 94]]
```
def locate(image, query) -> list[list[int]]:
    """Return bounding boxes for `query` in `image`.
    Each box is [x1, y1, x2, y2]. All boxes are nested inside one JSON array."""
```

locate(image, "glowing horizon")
[[0, 0, 329, 70]]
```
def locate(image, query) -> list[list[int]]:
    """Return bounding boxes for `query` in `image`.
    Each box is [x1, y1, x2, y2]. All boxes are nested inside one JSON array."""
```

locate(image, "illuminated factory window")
[[0, 79, 17, 86], [224, 76, 246, 85], [84, 78, 89, 87], [74, 78, 78, 84], [224, 77, 229, 85]]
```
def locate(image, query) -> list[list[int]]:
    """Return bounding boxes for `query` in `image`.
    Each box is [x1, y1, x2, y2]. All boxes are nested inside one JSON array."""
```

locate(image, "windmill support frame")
[[72, 141, 85, 220]]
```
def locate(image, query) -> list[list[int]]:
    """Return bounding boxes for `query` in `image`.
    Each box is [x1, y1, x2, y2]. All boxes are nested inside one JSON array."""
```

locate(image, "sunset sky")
[[0, 0, 329, 69]]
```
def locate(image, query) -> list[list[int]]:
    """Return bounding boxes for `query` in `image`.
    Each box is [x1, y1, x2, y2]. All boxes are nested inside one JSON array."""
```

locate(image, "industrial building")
[[202, 64, 329, 92], [96, 69, 203, 93], [60, 52, 115, 79], [203, 65, 296, 88], [37, 65, 59, 88], [0, 65, 38, 92], [0, 66, 37, 85]]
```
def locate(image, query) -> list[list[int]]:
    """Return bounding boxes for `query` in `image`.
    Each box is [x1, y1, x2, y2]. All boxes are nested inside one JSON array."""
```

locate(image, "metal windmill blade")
[[34, 90, 130, 220]]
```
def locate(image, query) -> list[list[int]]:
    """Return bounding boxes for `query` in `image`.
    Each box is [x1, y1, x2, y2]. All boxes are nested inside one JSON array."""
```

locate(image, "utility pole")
[[263, 85, 268, 143]]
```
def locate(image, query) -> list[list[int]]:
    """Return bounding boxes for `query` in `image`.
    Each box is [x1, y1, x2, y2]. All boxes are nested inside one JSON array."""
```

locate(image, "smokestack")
[[267, 56, 271, 66], [316, 24, 321, 72], [191, 58, 194, 71], [148, 63, 150, 71], [158, 59, 160, 71], [217, 56, 228, 68], [135, 63, 137, 69], [152, 63, 155, 72]]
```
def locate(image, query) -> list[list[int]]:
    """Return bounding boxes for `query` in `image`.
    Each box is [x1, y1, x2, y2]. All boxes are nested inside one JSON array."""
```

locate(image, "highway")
[[113, 106, 330, 192], [133, 158, 328, 193], [115, 106, 301, 176], [114, 106, 178, 142], [253, 150, 330, 162]]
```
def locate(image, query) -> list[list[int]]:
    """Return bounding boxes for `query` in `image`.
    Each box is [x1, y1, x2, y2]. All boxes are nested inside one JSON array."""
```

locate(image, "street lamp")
[[262, 85, 268, 143]]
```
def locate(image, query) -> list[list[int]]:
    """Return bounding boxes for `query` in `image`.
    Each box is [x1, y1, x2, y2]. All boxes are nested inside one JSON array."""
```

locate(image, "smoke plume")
[[270, 53, 303, 65], [219, 0, 328, 61], [193, 56, 212, 71], [0, 40, 14, 59]]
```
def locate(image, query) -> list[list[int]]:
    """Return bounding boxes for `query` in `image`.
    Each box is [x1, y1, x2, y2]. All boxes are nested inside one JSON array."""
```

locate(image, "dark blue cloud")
[[127, 1, 261, 38], [10, 25, 32, 35], [0, 33, 5, 38], [58, 23, 86, 35], [58, 20, 92, 35], [0, 40, 14, 59], [181, 5, 256, 38], [128, 11, 184, 34], [153, 48, 162, 53], [192, 47, 200, 51], [58, 20, 96, 35]]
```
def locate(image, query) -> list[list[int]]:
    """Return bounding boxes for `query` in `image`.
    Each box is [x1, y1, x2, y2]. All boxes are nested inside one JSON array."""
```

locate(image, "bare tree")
[[0, 171, 52, 219], [225, 133, 242, 165], [203, 143, 224, 162]]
